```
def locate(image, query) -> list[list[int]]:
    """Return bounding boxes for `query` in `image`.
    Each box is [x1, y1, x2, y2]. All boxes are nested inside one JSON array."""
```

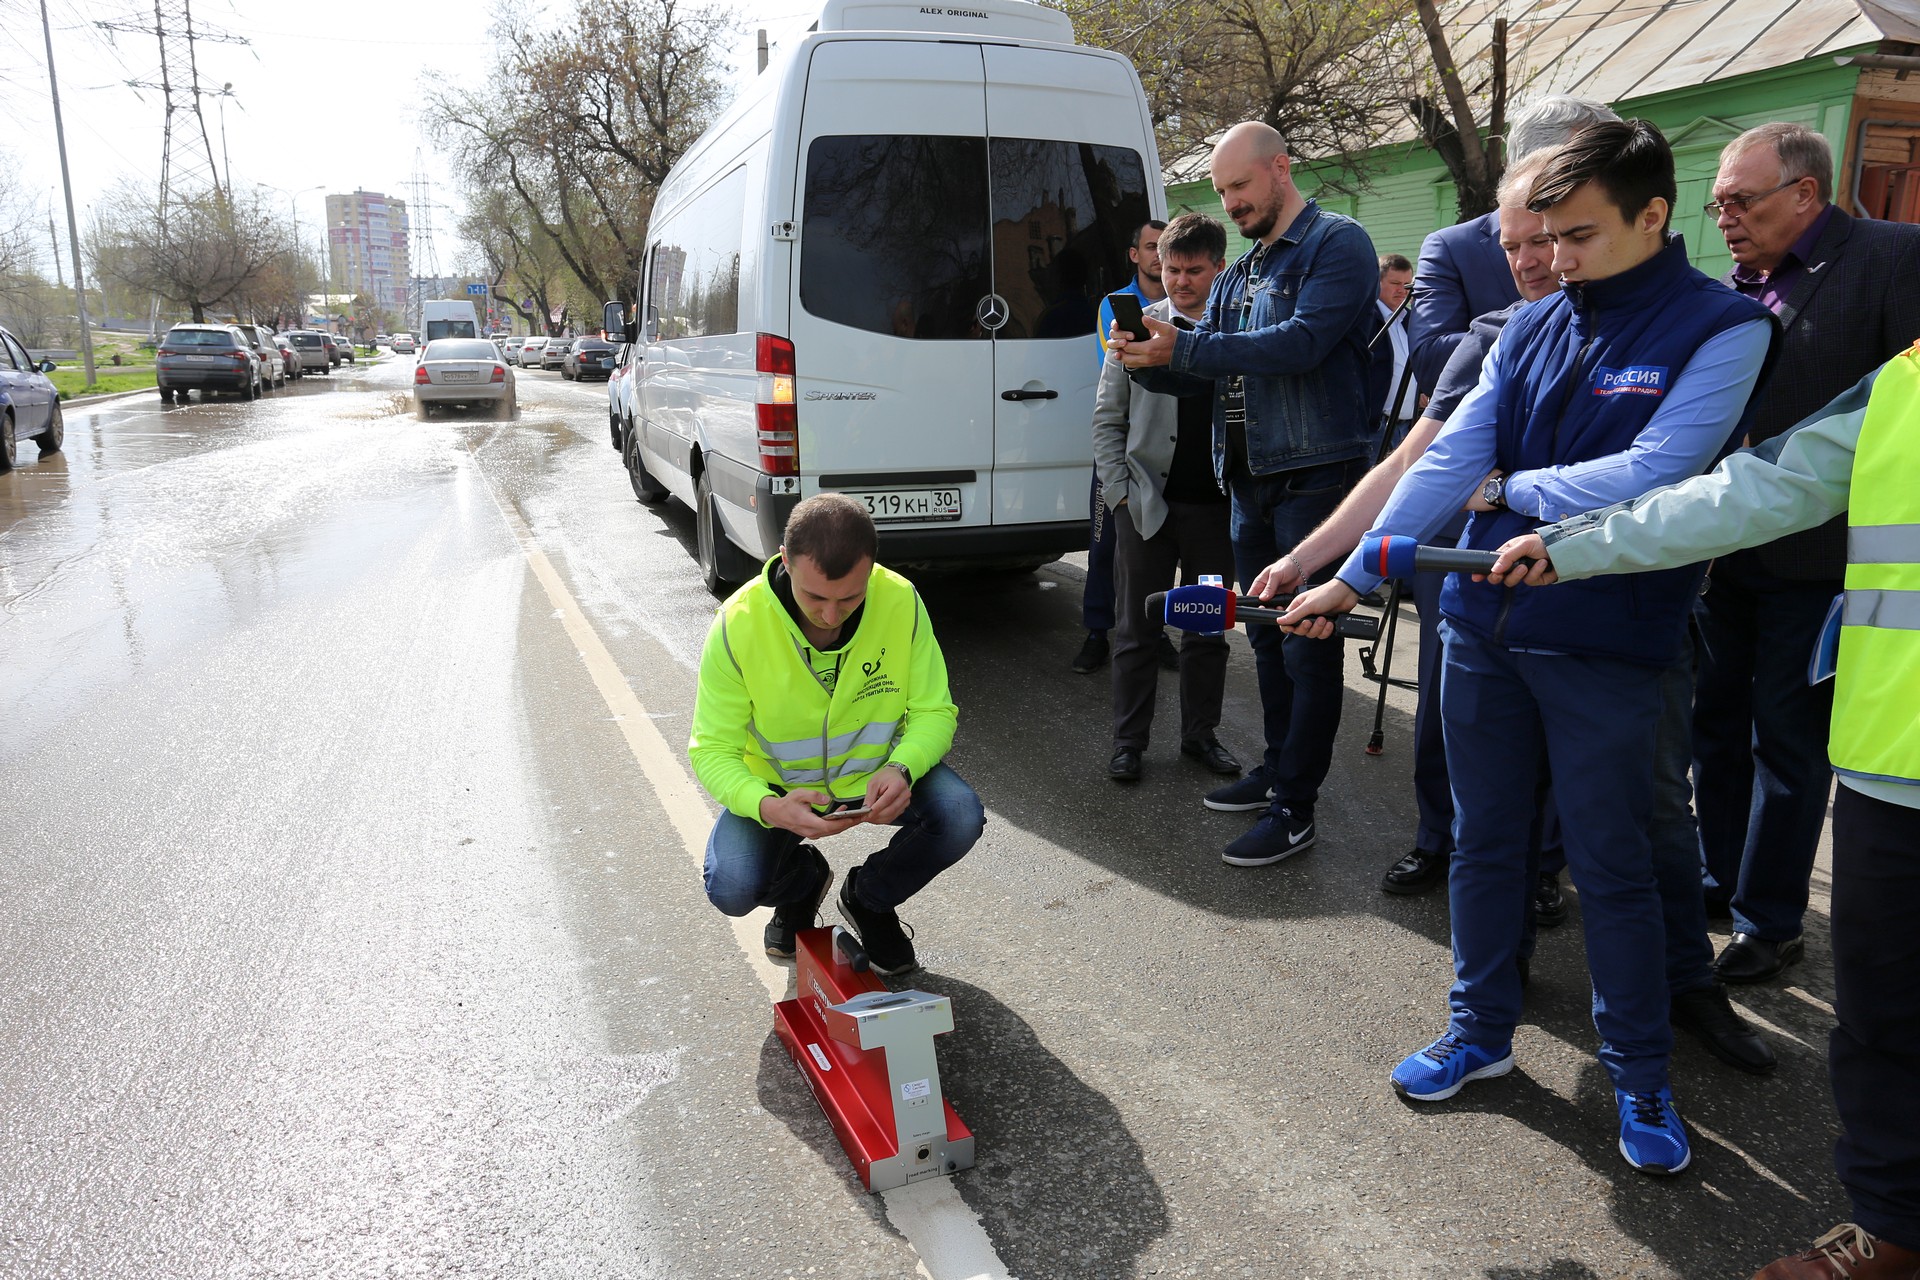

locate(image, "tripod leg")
[[1366, 579, 1406, 755]]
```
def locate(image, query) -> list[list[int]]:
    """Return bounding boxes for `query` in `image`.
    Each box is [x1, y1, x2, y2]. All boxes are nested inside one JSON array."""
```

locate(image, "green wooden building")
[[1165, 0, 1920, 277]]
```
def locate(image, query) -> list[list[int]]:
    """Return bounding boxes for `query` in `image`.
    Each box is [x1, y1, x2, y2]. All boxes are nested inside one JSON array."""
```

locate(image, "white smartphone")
[[824, 804, 871, 820]]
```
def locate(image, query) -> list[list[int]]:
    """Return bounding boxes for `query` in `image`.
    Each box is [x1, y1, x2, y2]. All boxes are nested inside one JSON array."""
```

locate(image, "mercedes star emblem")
[[975, 294, 1008, 331]]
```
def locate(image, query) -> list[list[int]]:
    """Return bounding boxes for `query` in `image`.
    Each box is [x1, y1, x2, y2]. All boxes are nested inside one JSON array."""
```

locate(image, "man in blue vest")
[[1279, 120, 1775, 1173]]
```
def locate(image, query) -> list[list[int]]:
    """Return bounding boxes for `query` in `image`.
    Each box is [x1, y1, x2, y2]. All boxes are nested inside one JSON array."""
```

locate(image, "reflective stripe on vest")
[[747, 718, 903, 785], [1832, 349, 1920, 788]]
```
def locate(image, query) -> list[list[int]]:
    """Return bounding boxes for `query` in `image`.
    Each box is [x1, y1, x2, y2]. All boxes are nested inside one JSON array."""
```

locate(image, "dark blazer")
[[1728, 207, 1920, 579], [1407, 211, 1521, 395]]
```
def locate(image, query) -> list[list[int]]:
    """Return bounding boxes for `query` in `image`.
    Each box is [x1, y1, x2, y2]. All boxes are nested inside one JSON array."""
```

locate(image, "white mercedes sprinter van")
[[604, 0, 1164, 591]]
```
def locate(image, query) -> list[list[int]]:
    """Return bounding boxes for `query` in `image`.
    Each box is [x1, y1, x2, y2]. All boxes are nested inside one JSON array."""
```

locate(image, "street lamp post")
[[257, 183, 325, 327]]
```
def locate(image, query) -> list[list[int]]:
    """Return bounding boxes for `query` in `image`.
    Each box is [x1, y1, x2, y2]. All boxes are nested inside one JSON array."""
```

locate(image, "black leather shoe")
[[1180, 736, 1242, 776], [1382, 847, 1449, 896], [1157, 633, 1180, 671], [1072, 631, 1110, 674], [1532, 872, 1567, 928], [1714, 932, 1804, 984], [1108, 746, 1142, 782], [1671, 983, 1777, 1074]]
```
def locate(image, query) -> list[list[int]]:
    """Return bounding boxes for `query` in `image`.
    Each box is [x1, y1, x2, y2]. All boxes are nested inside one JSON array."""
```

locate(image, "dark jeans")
[[1083, 470, 1117, 634], [1440, 623, 1672, 1093], [1110, 500, 1234, 748], [1692, 551, 1838, 940], [1653, 644, 1716, 995], [703, 764, 984, 914], [1229, 456, 1367, 817], [1830, 784, 1920, 1249]]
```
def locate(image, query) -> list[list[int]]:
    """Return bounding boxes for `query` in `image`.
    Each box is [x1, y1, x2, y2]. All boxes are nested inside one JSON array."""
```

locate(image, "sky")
[[5, 0, 816, 278]]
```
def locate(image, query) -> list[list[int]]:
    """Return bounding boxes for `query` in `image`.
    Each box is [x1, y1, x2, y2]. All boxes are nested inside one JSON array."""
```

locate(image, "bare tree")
[[1059, 0, 1427, 185], [88, 182, 296, 324], [424, 0, 734, 312]]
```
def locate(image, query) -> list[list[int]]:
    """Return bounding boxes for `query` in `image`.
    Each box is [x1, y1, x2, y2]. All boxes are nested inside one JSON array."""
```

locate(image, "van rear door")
[[981, 46, 1156, 530], [790, 40, 996, 532]]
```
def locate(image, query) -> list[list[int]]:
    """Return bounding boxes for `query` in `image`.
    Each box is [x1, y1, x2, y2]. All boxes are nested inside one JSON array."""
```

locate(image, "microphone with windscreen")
[[1358, 535, 1530, 578], [1147, 584, 1380, 640]]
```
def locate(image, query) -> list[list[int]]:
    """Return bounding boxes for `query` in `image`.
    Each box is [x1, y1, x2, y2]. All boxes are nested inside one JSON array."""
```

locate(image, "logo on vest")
[[854, 649, 897, 702], [1592, 365, 1669, 397]]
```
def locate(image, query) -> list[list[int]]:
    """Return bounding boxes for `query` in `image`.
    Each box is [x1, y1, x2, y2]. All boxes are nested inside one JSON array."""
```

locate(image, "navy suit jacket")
[[1723, 208, 1920, 578], [1407, 211, 1520, 395]]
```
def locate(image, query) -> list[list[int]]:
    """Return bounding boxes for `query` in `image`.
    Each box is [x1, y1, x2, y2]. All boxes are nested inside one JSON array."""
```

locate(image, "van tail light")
[[755, 333, 798, 477], [490, 365, 505, 383], [414, 364, 431, 385]]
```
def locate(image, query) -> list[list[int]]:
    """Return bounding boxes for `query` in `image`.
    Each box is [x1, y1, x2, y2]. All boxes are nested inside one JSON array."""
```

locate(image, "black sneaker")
[[1533, 871, 1567, 928], [837, 865, 918, 976], [1204, 766, 1275, 812], [763, 844, 831, 959], [1072, 631, 1110, 674], [1221, 808, 1315, 867]]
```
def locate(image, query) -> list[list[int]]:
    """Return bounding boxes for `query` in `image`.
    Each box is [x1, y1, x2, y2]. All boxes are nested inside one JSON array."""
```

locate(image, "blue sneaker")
[[1391, 1033, 1514, 1101], [1203, 766, 1274, 813], [1616, 1087, 1690, 1175], [1221, 809, 1315, 866]]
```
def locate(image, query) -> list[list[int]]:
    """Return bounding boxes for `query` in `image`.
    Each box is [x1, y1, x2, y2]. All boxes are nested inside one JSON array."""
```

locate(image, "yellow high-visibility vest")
[[1831, 345, 1920, 788]]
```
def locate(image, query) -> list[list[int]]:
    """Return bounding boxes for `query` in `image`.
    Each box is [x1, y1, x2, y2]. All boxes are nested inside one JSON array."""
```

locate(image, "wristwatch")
[[886, 762, 913, 785], [1481, 474, 1509, 510]]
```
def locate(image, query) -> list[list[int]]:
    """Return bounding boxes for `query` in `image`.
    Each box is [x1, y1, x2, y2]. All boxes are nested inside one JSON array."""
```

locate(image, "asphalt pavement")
[[0, 353, 1847, 1279]]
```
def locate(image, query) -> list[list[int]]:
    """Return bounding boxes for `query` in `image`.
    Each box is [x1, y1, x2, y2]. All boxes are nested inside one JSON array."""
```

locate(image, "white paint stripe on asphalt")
[[474, 459, 1016, 1280]]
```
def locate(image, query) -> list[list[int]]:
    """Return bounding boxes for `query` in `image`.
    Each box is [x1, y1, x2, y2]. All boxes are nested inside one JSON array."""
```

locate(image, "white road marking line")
[[1687, 1120, 1813, 1203], [1723, 998, 1818, 1052], [474, 457, 1015, 1280], [1784, 986, 1836, 1018]]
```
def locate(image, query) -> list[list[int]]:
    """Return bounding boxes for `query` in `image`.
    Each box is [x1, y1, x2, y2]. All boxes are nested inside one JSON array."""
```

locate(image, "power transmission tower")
[[98, 1, 247, 211], [408, 150, 442, 335]]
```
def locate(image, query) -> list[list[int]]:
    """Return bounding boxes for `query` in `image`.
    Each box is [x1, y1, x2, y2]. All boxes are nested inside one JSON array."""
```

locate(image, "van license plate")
[[844, 488, 962, 523]]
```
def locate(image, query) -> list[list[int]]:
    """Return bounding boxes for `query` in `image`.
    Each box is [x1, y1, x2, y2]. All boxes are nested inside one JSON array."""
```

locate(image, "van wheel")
[[624, 425, 667, 504], [695, 471, 746, 595], [34, 402, 64, 454]]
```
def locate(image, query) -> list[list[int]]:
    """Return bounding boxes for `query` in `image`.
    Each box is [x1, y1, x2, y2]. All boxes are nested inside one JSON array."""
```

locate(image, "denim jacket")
[[1135, 201, 1379, 480]]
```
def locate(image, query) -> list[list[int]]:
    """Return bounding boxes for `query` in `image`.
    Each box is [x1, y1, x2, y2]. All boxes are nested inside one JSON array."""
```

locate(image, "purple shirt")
[[1730, 204, 1835, 313]]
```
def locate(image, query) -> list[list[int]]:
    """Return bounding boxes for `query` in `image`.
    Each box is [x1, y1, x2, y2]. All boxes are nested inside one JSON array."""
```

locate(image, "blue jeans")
[[1440, 624, 1672, 1093], [1691, 551, 1838, 941], [703, 764, 984, 915], [1083, 471, 1116, 634], [1229, 457, 1367, 817]]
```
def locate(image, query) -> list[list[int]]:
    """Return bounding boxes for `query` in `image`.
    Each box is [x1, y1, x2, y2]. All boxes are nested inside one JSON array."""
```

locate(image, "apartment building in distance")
[[326, 190, 412, 315]]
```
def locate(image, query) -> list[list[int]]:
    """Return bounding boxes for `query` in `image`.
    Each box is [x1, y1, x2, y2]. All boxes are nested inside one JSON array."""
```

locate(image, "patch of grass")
[[50, 370, 159, 399]]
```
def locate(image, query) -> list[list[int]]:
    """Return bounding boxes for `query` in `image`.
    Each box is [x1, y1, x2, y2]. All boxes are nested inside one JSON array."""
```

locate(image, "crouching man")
[[689, 493, 984, 975]]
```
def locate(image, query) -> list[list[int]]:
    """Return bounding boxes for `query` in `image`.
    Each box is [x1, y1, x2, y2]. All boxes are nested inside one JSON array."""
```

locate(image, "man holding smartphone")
[[690, 494, 984, 975], [1113, 121, 1379, 867]]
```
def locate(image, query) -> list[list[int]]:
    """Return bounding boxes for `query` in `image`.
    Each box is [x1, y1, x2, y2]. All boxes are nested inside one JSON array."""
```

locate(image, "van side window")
[[800, 135, 992, 340], [651, 167, 746, 339], [989, 139, 1152, 340]]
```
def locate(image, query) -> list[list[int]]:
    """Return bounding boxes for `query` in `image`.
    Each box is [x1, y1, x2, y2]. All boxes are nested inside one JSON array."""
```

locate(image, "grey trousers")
[[1111, 499, 1234, 748]]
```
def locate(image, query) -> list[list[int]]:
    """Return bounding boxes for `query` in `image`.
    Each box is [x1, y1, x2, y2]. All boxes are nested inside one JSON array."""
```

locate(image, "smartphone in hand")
[[1106, 292, 1151, 341], [823, 803, 871, 820]]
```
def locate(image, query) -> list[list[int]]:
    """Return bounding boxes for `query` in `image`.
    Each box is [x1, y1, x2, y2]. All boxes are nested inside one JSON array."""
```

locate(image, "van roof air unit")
[[811, 0, 1075, 42]]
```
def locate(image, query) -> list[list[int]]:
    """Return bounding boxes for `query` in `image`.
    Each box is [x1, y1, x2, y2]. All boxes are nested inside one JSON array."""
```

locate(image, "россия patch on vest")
[[1592, 366, 1669, 396]]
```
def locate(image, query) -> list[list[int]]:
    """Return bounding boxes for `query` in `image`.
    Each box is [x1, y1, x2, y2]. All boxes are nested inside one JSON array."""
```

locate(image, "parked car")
[[156, 324, 263, 402], [0, 323, 63, 472], [272, 333, 303, 379], [283, 330, 331, 374], [607, 342, 637, 451], [540, 338, 571, 371], [413, 338, 515, 418], [390, 332, 416, 354], [320, 333, 343, 368], [233, 323, 287, 388], [518, 336, 549, 367], [501, 336, 526, 365], [563, 335, 617, 380], [335, 335, 357, 365]]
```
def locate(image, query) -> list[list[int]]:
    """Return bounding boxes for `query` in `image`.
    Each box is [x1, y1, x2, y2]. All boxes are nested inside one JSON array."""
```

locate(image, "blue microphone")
[[1359, 535, 1505, 577], [1161, 583, 1236, 632]]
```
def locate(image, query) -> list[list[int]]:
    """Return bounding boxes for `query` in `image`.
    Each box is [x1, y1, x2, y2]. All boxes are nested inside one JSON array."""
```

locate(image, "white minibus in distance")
[[603, 0, 1164, 592], [421, 300, 480, 343]]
